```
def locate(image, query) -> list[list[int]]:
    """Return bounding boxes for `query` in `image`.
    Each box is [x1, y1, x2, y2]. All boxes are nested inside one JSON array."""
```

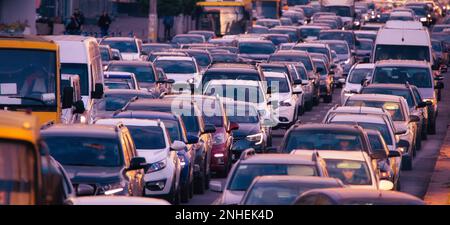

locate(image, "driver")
[[337, 161, 367, 185], [20, 66, 48, 96], [339, 140, 352, 150]]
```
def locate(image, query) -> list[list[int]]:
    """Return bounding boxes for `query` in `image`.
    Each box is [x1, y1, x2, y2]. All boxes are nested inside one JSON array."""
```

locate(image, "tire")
[[305, 100, 313, 111], [416, 135, 422, 151], [194, 162, 206, 194], [170, 182, 181, 205], [401, 155, 413, 171], [428, 119, 436, 135], [180, 180, 190, 203], [204, 163, 211, 190], [221, 154, 231, 178]]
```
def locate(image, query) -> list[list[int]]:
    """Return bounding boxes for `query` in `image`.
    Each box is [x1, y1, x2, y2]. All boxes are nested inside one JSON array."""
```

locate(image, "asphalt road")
[[185, 73, 450, 205]]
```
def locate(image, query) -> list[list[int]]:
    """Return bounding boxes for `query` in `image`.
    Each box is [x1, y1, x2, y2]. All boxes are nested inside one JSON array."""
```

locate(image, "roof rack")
[[240, 148, 256, 161]]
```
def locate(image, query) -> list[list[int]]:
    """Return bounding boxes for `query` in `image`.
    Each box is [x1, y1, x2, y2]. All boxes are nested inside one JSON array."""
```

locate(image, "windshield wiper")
[[8, 96, 47, 105]]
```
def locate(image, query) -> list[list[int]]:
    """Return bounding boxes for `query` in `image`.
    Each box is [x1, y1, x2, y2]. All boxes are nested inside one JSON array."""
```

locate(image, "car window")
[[284, 130, 363, 152], [126, 126, 166, 149], [101, 40, 138, 53], [228, 164, 317, 191], [108, 65, 155, 83], [325, 159, 372, 185], [361, 88, 414, 108], [345, 100, 405, 121], [266, 76, 290, 93], [154, 60, 196, 74], [348, 68, 373, 84]]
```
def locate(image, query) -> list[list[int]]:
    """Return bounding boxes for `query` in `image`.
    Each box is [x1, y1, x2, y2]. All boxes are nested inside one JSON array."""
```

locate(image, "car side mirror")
[[203, 124, 216, 134], [73, 100, 86, 114], [431, 63, 440, 70], [370, 150, 388, 160], [388, 150, 401, 158], [171, 140, 187, 151], [379, 179, 394, 191], [293, 80, 302, 85], [292, 85, 303, 94], [209, 180, 223, 193], [128, 157, 147, 171], [76, 184, 95, 196], [409, 115, 420, 123], [417, 101, 428, 108], [112, 55, 121, 60], [229, 122, 239, 132], [186, 135, 199, 144], [91, 83, 104, 99], [62, 87, 74, 109]]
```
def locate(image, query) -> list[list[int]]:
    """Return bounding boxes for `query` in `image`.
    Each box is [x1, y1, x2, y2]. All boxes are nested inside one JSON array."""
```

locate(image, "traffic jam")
[[1, 0, 449, 206]]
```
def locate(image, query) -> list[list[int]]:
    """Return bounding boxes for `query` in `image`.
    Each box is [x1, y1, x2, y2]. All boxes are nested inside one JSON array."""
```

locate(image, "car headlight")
[[246, 133, 263, 145], [420, 17, 427, 22], [377, 14, 381, 18], [427, 14, 431, 18], [100, 182, 125, 195], [213, 133, 226, 145], [178, 155, 186, 168], [354, 21, 360, 26], [146, 159, 167, 173]]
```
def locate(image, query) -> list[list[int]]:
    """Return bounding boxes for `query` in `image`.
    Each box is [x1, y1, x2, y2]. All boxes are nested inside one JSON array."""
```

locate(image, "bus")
[[0, 35, 61, 126]]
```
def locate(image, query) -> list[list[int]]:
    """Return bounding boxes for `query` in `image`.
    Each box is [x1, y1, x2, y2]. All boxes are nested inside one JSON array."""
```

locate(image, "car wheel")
[[180, 180, 190, 203], [422, 123, 428, 140], [194, 162, 206, 194], [401, 155, 413, 171], [416, 135, 422, 151], [222, 155, 231, 178], [428, 119, 437, 135], [204, 161, 211, 190]]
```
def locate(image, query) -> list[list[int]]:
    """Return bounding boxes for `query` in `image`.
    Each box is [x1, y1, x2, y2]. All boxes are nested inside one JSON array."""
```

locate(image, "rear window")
[[283, 130, 363, 153], [126, 126, 166, 149], [108, 65, 155, 83]]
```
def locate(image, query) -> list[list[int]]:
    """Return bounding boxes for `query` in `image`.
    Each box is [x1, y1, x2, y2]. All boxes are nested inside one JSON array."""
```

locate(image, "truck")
[[319, 0, 355, 28]]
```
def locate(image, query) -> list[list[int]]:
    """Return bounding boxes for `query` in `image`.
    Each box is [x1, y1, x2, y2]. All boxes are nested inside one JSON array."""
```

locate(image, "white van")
[[372, 21, 433, 65], [44, 35, 105, 124]]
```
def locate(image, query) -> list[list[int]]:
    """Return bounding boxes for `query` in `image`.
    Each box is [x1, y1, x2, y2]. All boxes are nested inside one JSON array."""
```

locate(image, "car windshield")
[[108, 65, 155, 83], [267, 76, 290, 93], [315, 61, 327, 75], [228, 164, 317, 191], [325, 159, 372, 185], [319, 32, 354, 48], [269, 55, 313, 71], [256, 20, 281, 28], [142, 45, 171, 53], [323, 6, 352, 17], [368, 134, 385, 151], [101, 40, 137, 53], [300, 28, 321, 38], [328, 43, 349, 54], [345, 100, 405, 121], [105, 81, 132, 90], [0, 140, 36, 205], [161, 120, 182, 141], [173, 36, 204, 44], [44, 136, 122, 167], [372, 67, 432, 88], [181, 115, 200, 133], [61, 63, 89, 95], [205, 84, 265, 104], [332, 121, 393, 145], [374, 45, 431, 62], [212, 54, 239, 63], [154, 60, 196, 74], [100, 94, 139, 111], [362, 88, 414, 108], [355, 34, 376, 42], [239, 42, 276, 54], [127, 126, 166, 149], [244, 182, 337, 205], [348, 68, 373, 84], [226, 104, 259, 123], [389, 16, 414, 21], [284, 130, 363, 152], [358, 41, 373, 51], [268, 36, 290, 45], [105, 77, 136, 89], [199, 99, 225, 127]]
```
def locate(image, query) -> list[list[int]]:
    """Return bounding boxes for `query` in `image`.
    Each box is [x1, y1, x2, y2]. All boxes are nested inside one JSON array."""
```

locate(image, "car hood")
[[418, 88, 435, 100], [121, 53, 140, 61], [222, 190, 245, 205], [137, 148, 169, 164], [232, 123, 261, 138], [65, 165, 123, 184]]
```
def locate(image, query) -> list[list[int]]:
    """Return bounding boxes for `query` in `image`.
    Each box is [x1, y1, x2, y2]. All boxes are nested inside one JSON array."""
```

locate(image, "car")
[[407, 6, 432, 26], [237, 40, 276, 62], [279, 43, 296, 50], [99, 44, 119, 67], [318, 30, 357, 51], [211, 52, 243, 63], [153, 56, 200, 88], [355, 38, 373, 63], [317, 40, 353, 76], [280, 17, 294, 26], [175, 49, 212, 72], [312, 58, 334, 103], [248, 25, 270, 34], [293, 43, 332, 63], [171, 34, 206, 46], [41, 124, 147, 197], [210, 150, 329, 205], [388, 11, 416, 21], [431, 39, 449, 70], [294, 188, 425, 205], [298, 25, 329, 42], [106, 61, 164, 96], [283, 10, 306, 25], [343, 94, 418, 170], [164, 95, 238, 177], [100, 37, 145, 61], [221, 100, 271, 157], [269, 27, 300, 43], [142, 43, 174, 54], [292, 150, 393, 190], [265, 71, 304, 127], [112, 110, 197, 203], [369, 60, 440, 134], [340, 63, 375, 104], [188, 30, 216, 41], [121, 98, 216, 194], [354, 30, 376, 43], [92, 89, 155, 120], [104, 71, 139, 90], [431, 24, 450, 34], [60, 74, 85, 124], [67, 196, 171, 205], [361, 83, 430, 145], [279, 123, 373, 154], [360, 23, 383, 31], [111, 48, 123, 61], [94, 118, 185, 204], [240, 175, 344, 205]]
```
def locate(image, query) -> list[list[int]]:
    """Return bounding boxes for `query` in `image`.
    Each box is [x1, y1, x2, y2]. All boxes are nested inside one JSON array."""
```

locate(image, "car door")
[[123, 131, 145, 196]]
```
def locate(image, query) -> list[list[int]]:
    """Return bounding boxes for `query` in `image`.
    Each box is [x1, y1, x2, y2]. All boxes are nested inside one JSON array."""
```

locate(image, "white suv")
[[94, 118, 185, 204]]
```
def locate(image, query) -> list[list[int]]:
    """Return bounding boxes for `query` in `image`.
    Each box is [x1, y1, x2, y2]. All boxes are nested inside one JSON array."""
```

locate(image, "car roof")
[[290, 123, 363, 133], [347, 94, 403, 102], [263, 71, 288, 78], [206, 79, 261, 87], [329, 106, 387, 115], [154, 56, 194, 61], [238, 39, 273, 44], [300, 188, 425, 204], [272, 50, 309, 56], [41, 124, 118, 137], [375, 60, 430, 67], [253, 175, 342, 185], [174, 34, 204, 38], [102, 37, 137, 41], [108, 60, 153, 66], [390, 11, 414, 17], [353, 63, 375, 69], [354, 30, 378, 35], [384, 20, 424, 30], [104, 71, 135, 77], [241, 154, 317, 165], [295, 43, 328, 48], [95, 118, 162, 127]]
